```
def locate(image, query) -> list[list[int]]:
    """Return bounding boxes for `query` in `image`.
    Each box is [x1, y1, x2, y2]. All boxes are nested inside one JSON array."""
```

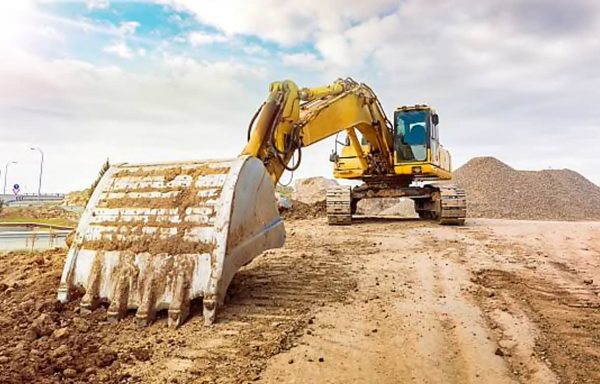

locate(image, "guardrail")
[[1, 193, 65, 206], [0, 222, 73, 252]]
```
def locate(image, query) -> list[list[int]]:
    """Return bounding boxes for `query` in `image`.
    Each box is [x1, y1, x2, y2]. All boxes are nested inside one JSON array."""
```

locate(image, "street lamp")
[[30, 147, 44, 200], [3, 161, 17, 195]]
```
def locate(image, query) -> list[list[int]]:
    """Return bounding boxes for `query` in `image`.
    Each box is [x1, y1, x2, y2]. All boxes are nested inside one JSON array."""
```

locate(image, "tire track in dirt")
[[463, 220, 600, 383], [262, 220, 514, 384], [473, 269, 600, 384], [116, 227, 368, 383], [0, 221, 369, 384]]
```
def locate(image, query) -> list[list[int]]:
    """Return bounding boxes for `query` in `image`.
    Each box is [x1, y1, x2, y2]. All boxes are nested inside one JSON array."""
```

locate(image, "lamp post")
[[30, 147, 44, 200], [3, 161, 17, 195]]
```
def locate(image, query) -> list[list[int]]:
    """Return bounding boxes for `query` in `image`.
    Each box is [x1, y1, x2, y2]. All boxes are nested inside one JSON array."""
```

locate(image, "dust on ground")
[[1, 218, 599, 383]]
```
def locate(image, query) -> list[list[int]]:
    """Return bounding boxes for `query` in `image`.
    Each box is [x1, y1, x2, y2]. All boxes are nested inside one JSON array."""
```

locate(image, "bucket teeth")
[[135, 272, 158, 327], [167, 271, 191, 328], [203, 299, 217, 326], [107, 270, 131, 323], [80, 254, 103, 315]]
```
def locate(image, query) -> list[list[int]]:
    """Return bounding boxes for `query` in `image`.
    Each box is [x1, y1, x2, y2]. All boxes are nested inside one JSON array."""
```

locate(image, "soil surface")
[[1, 217, 599, 383]]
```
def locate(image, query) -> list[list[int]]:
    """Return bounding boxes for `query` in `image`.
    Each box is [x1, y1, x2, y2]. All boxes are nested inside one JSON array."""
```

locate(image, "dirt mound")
[[280, 200, 327, 220], [357, 198, 418, 217], [0, 249, 127, 383], [453, 156, 600, 221], [63, 189, 90, 207], [292, 177, 338, 204], [0, 205, 80, 226]]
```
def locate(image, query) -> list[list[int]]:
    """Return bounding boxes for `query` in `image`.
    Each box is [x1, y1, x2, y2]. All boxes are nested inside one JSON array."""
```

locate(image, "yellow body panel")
[[333, 142, 452, 181]]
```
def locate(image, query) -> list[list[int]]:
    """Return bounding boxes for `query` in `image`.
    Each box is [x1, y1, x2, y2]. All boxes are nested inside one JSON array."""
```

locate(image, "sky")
[[1, 0, 599, 193]]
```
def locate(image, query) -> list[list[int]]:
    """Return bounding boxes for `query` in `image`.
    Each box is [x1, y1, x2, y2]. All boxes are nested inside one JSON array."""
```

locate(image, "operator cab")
[[394, 105, 439, 163]]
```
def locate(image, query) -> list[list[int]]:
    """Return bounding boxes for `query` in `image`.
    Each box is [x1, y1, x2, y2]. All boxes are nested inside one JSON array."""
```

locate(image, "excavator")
[[57, 78, 466, 327]]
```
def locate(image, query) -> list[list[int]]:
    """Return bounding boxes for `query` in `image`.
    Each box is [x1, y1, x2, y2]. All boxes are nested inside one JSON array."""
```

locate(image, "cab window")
[[395, 110, 429, 162]]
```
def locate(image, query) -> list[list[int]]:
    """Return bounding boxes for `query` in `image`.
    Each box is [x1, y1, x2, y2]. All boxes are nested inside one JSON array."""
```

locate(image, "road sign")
[[12, 184, 20, 196]]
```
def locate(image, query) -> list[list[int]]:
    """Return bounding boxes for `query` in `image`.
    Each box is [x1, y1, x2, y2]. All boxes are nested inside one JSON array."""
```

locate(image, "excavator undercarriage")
[[326, 182, 466, 226]]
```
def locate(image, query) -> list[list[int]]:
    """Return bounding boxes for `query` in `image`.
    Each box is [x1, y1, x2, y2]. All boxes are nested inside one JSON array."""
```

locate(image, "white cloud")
[[161, 0, 398, 45], [281, 52, 325, 71], [118, 21, 140, 36], [103, 41, 135, 59], [188, 31, 228, 46], [86, 0, 110, 10], [39, 26, 65, 43], [242, 44, 269, 56], [1, 43, 267, 193]]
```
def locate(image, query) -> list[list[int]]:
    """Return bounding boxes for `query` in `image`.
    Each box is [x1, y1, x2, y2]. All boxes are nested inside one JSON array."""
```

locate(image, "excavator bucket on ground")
[[57, 156, 285, 327]]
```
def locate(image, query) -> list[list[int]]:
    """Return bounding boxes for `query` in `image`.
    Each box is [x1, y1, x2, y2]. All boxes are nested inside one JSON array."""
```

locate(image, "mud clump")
[[0, 249, 132, 384], [280, 200, 327, 220], [453, 156, 600, 221]]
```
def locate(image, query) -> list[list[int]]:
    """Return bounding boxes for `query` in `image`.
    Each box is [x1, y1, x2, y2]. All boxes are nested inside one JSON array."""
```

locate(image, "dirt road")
[[1, 217, 599, 383]]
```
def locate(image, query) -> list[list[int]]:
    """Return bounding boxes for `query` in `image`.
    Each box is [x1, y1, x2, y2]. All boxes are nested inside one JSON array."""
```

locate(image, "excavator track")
[[326, 186, 352, 225], [437, 185, 467, 225]]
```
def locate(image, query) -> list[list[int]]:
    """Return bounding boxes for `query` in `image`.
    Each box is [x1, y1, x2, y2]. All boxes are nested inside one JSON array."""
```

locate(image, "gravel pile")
[[292, 177, 338, 204], [453, 157, 600, 221]]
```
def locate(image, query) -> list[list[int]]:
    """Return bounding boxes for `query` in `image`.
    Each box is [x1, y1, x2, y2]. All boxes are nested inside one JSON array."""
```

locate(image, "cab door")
[[430, 113, 440, 165]]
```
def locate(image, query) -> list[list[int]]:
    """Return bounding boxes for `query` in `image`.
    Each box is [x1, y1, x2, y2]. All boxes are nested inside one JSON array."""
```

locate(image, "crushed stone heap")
[[453, 156, 600, 221]]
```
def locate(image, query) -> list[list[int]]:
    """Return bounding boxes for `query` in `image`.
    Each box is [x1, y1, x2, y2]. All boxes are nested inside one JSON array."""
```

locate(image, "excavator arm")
[[242, 78, 396, 183]]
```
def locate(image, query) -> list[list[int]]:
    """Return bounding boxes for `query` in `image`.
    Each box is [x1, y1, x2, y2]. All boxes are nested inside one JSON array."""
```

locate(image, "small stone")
[[19, 299, 35, 313], [498, 339, 517, 349], [53, 327, 69, 339], [132, 347, 151, 362], [371, 328, 378, 333], [52, 344, 69, 358], [288, 358, 294, 364], [0, 356, 9, 364], [495, 348, 505, 357], [63, 368, 77, 378], [583, 279, 593, 285], [318, 357, 324, 363], [96, 349, 117, 367]]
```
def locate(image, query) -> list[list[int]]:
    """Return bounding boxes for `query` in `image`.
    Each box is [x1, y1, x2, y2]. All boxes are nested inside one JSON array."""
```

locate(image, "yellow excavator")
[[57, 78, 466, 327]]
